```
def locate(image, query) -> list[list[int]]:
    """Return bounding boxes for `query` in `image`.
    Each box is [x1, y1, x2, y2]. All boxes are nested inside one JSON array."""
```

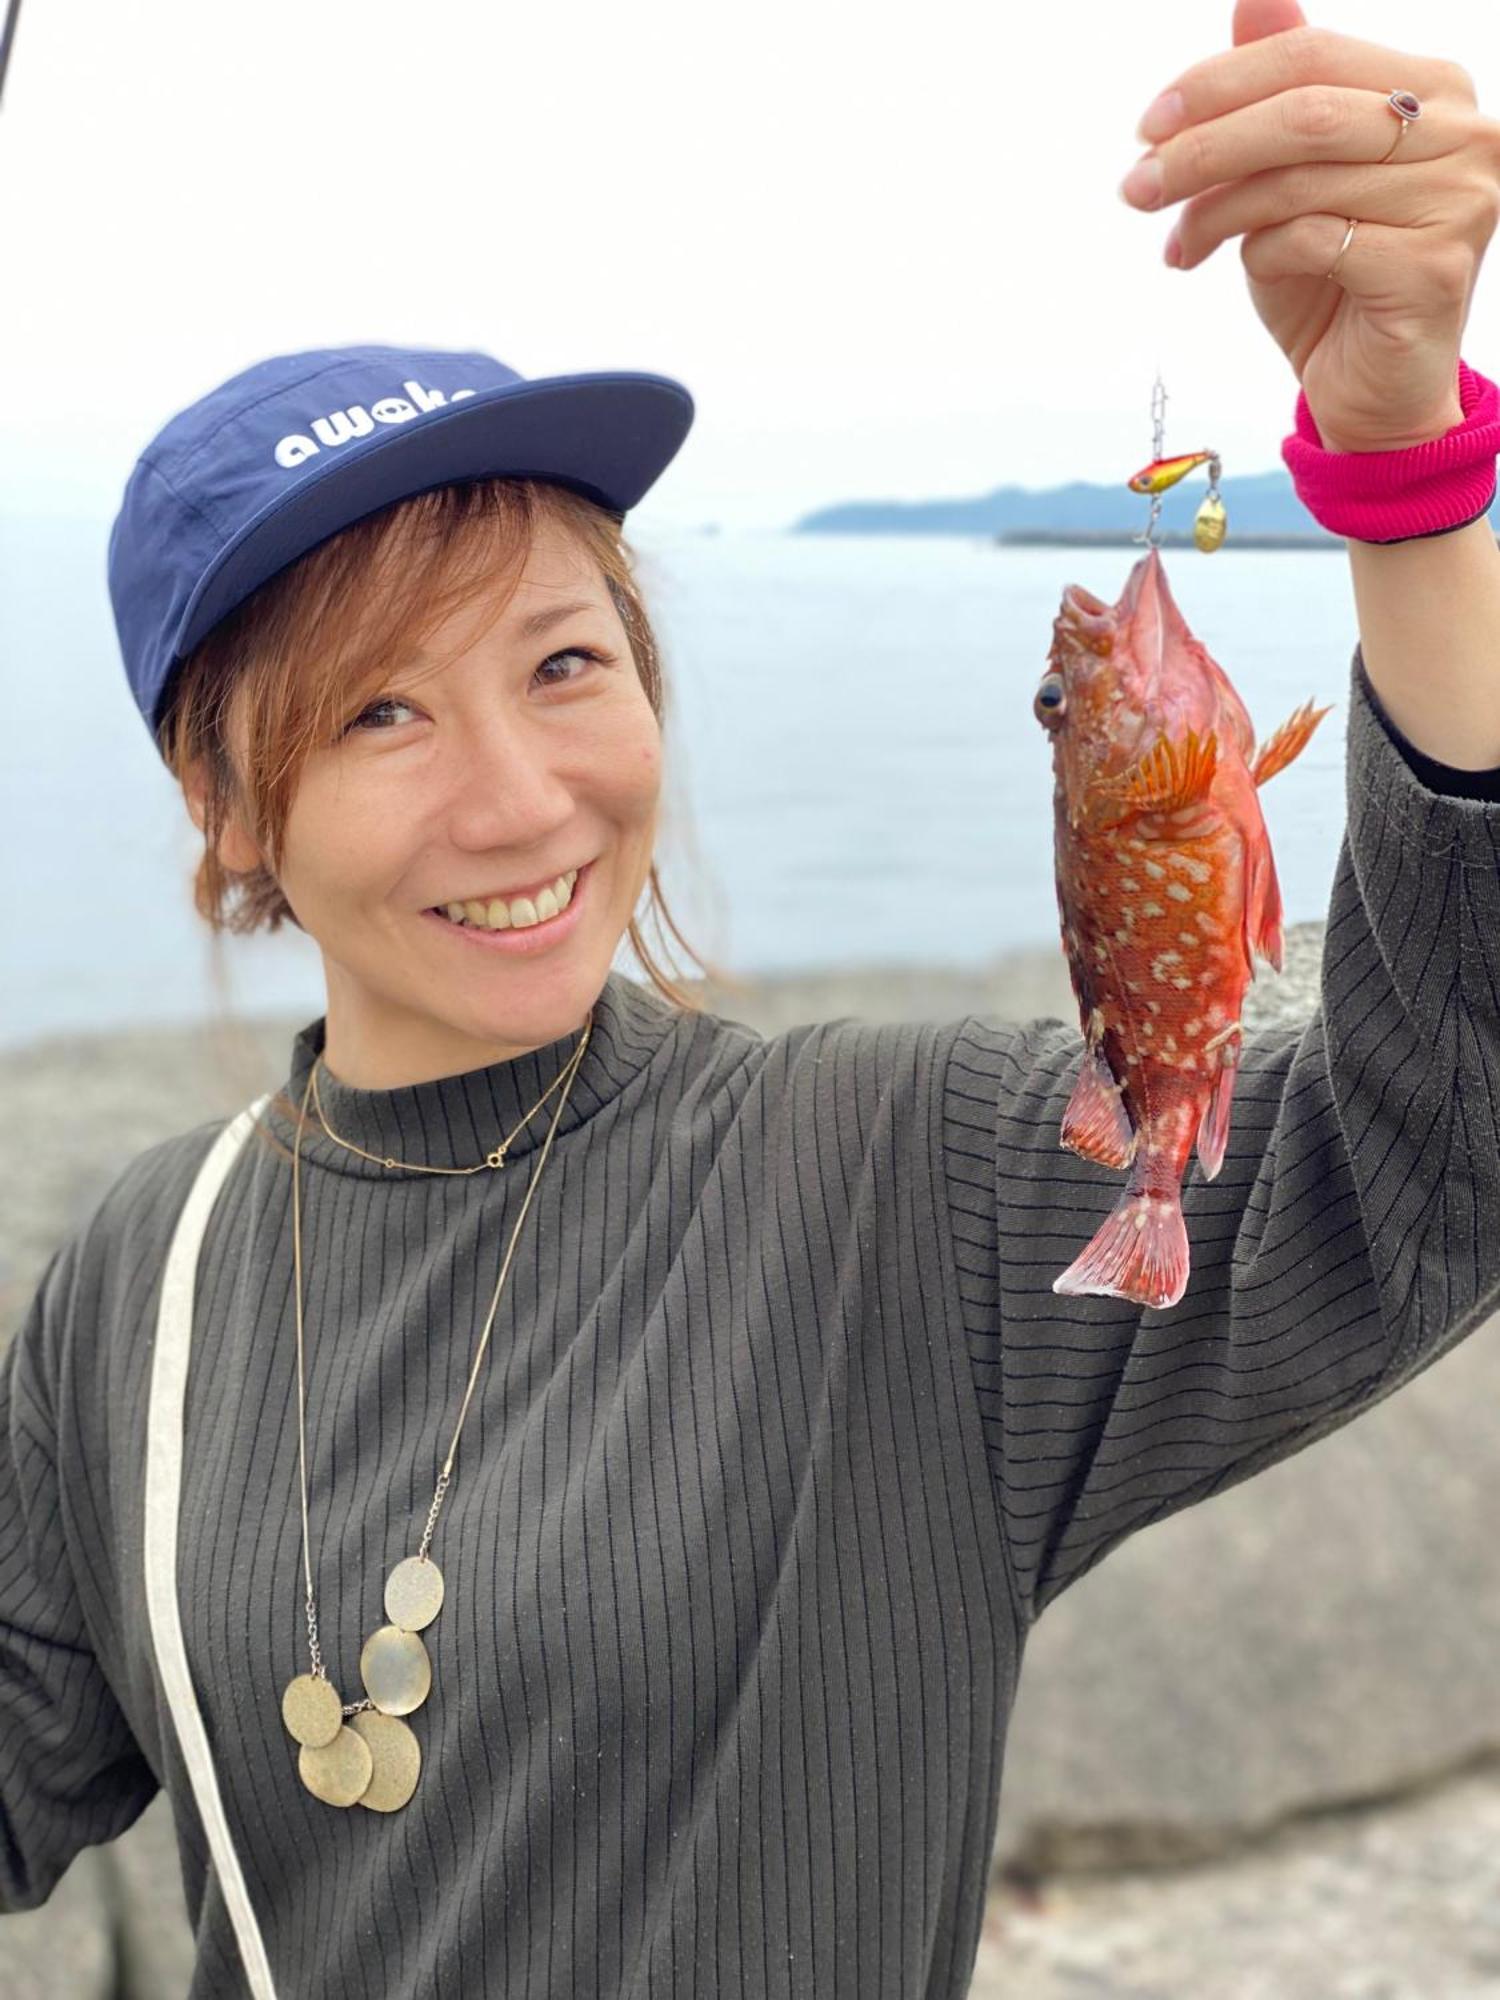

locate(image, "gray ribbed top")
[[5, 650, 1500, 1998]]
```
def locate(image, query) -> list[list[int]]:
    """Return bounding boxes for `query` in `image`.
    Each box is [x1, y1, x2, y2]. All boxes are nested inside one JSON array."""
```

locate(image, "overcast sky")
[[3, 0, 1499, 532]]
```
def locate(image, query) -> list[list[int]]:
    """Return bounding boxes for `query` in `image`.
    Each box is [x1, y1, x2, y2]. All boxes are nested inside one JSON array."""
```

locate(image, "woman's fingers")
[[1168, 140, 1494, 268], [1138, 21, 1475, 144], [1238, 212, 1480, 307], [1122, 85, 1460, 213]]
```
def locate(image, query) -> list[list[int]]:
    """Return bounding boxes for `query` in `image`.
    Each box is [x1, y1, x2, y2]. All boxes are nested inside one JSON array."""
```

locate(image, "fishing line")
[[0, 0, 24, 111]]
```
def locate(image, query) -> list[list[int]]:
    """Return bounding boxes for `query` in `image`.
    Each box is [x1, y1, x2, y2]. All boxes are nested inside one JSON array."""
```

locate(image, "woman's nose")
[[440, 711, 575, 843]]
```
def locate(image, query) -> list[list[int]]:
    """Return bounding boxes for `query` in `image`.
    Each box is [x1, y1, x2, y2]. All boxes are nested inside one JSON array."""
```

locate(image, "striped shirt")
[[4, 649, 1499, 1998]]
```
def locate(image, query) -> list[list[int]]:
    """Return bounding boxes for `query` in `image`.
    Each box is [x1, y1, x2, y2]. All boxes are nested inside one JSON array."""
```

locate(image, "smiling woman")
[[161, 474, 729, 1064]]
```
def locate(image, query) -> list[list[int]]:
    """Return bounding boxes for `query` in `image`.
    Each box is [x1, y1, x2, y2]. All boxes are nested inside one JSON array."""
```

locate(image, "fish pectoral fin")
[[1060, 1044, 1137, 1170], [1091, 728, 1219, 818], [1250, 699, 1334, 788]]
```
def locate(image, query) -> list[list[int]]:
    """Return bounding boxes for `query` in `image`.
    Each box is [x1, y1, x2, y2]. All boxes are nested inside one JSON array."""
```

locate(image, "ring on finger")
[[1379, 87, 1423, 164]]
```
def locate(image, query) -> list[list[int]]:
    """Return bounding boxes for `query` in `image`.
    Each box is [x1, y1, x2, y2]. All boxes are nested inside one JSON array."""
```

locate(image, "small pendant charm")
[[281, 1671, 343, 1748], [350, 1711, 422, 1811], [360, 1624, 432, 1715], [386, 1555, 444, 1631], [298, 1725, 374, 1807]]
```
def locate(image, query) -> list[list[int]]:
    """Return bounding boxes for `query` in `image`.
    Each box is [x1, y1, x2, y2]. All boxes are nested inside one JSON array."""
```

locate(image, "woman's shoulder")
[[683, 992, 978, 1119], [44, 1114, 233, 1306]]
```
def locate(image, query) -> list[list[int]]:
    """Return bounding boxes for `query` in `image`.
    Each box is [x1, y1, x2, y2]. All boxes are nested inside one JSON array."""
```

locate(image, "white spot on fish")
[[1141, 1020, 1155, 1036], [1163, 1035, 1177, 1055], [1173, 975, 1193, 989], [1179, 931, 1199, 948], [1171, 853, 1212, 884], [1140, 900, 1165, 918], [1166, 881, 1193, 903], [1143, 859, 1166, 880], [1133, 1208, 1149, 1230], [1181, 1052, 1198, 1072], [1184, 1017, 1201, 1036], [1120, 876, 1140, 893], [1196, 910, 1217, 934], [1115, 927, 1131, 943]]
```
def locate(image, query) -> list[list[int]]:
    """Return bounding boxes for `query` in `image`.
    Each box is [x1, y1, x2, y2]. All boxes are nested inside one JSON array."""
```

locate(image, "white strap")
[[144, 1094, 278, 2000]]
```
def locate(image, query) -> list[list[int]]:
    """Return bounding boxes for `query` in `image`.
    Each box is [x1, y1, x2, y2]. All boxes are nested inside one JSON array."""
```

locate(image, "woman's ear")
[[181, 756, 264, 875]]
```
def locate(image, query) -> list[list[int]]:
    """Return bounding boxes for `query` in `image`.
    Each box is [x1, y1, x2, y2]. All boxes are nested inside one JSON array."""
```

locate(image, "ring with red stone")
[[1380, 89, 1423, 163]]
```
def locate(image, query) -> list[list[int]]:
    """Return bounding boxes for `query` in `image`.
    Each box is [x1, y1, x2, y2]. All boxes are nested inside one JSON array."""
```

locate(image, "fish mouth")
[[1058, 581, 1115, 652]]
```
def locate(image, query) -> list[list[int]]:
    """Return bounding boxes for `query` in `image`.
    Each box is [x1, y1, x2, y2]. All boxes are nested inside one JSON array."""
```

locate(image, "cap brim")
[[168, 369, 693, 699]]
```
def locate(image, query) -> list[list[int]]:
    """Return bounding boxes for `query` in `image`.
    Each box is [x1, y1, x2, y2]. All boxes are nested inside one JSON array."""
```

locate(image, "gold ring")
[[1326, 217, 1358, 282]]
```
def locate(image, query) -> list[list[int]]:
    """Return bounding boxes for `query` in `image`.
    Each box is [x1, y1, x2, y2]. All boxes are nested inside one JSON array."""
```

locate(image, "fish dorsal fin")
[[1092, 728, 1219, 819], [1251, 700, 1333, 788]]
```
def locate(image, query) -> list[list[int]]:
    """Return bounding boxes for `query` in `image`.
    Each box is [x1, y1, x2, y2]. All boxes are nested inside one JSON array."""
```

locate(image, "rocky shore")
[[5, 923, 1499, 1998]]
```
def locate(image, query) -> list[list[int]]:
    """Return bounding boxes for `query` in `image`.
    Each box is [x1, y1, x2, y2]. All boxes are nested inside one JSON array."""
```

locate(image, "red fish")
[[1035, 546, 1331, 1310]]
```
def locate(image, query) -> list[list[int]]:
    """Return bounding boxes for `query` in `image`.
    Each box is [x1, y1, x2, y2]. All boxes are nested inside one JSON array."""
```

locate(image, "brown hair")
[[156, 475, 748, 1155]]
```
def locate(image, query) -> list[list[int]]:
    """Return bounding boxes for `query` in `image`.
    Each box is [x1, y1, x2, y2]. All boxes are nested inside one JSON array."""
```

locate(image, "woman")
[[5, 3, 1500, 1994]]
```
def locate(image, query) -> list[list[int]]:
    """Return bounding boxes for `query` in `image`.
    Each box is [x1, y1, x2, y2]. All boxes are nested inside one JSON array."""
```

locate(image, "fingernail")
[[1163, 226, 1183, 267], [1119, 154, 1164, 208], [1137, 89, 1186, 142]]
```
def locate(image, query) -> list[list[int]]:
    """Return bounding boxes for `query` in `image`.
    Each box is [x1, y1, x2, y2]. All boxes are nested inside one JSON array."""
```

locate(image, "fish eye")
[[1034, 673, 1067, 725]]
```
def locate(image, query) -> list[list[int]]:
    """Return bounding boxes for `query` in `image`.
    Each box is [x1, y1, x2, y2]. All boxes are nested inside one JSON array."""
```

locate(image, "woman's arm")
[[1344, 514, 1500, 772], [0, 1245, 159, 1914]]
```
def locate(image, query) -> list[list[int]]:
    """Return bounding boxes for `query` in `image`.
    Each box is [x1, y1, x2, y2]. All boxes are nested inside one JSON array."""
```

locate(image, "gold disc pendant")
[[360, 1624, 432, 1715], [385, 1555, 444, 1631], [349, 1711, 422, 1811], [281, 1672, 343, 1748], [298, 1725, 374, 1807]]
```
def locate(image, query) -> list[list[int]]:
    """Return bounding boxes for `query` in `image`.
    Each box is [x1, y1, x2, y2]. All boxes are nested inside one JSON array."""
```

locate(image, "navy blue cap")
[[106, 341, 695, 754]]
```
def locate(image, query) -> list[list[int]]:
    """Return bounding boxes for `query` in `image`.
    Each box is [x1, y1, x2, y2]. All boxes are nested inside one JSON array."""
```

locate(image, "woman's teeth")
[[439, 866, 579, 932]]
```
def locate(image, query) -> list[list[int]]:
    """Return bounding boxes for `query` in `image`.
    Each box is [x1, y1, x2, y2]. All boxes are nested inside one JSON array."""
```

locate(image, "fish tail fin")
[[1251, 699, 1334, 788], [1053, 1186, 1189, 1311]]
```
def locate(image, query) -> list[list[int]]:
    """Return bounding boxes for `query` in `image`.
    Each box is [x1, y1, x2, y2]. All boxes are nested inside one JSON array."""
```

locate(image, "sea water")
[[0, 514, 1355, 1050]]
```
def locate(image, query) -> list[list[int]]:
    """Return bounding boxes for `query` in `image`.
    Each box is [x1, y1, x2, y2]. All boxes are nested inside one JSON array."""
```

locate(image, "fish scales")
[[1033, 546, 1331, 1311]]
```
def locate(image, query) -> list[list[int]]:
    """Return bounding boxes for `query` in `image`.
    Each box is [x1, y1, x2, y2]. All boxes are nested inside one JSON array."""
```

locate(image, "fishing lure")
[[1126, 377, 1227, 552]]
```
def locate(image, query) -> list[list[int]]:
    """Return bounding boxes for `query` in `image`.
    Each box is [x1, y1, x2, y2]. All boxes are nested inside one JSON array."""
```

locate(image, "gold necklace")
[[309, 1032, 579, 1173], [278, 1010, 593, 1810]]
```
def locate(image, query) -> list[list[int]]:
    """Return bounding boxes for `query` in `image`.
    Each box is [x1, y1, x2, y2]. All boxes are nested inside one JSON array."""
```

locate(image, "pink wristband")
[[1281, 359, 1500, 543]]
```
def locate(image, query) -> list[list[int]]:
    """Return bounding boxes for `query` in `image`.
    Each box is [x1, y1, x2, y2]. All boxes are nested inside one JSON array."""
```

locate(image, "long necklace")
[[278, 1012, 593, 1810]]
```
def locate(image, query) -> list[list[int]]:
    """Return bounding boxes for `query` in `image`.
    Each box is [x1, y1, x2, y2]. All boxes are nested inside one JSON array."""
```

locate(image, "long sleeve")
[[941, 644, 1500, 1624], [0, 1241, 159, 1914]]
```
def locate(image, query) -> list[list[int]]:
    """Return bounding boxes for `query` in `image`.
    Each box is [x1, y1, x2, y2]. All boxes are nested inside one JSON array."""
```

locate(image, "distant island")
[[999, 529, 1342, 551], [791, 468, 1500, 541]]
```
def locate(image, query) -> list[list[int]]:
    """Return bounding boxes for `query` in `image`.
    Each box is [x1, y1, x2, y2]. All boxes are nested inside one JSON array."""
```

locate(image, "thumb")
[[1233, 0, 1308, 44]]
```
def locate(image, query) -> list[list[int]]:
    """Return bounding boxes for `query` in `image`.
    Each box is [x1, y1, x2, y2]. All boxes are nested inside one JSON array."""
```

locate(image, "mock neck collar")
[[264, 970, 680, 1182]]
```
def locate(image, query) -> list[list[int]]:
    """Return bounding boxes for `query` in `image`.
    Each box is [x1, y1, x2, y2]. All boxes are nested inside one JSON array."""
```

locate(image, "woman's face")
[[215, 516, 663, 1087]]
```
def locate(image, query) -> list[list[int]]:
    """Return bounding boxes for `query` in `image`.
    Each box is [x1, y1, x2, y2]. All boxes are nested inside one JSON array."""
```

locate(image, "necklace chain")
[[308, 1041, 579, 1174], [289, 1011, 593, 1716]]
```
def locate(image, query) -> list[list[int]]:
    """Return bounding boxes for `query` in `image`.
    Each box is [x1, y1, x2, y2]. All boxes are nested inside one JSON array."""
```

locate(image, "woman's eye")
[[347, 695, 420, 733], [345, 648, 610, 733], [532, 645, 610, 691]]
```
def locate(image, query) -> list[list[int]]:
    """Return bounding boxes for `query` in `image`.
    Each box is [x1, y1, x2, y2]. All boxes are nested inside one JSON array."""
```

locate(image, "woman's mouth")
[[420, 859, 594, 956]]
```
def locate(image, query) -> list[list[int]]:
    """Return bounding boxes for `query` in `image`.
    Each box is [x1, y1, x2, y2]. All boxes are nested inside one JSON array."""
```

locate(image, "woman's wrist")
[[1282, 360, 1500, 545]]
